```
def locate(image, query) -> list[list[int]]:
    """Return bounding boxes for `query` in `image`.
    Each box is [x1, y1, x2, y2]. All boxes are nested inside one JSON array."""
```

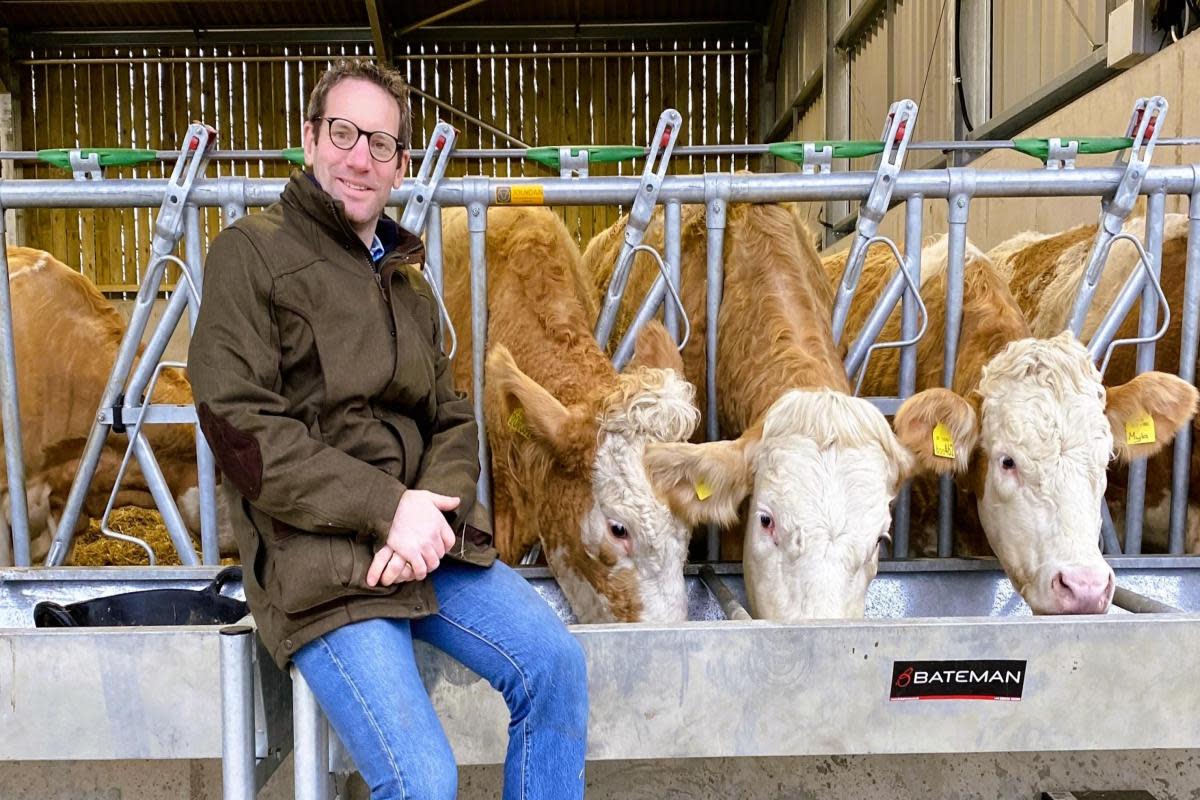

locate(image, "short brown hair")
[[306, 59, 412, 150]]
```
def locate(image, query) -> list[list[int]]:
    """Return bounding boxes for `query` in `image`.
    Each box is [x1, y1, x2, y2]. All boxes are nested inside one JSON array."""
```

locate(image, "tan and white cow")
[[990, 214, 1200, 553], [3, 246, 221, 562], [583, 202, 954, 621], [438, 206, 700, 622], [824, 233, 1196, 613]]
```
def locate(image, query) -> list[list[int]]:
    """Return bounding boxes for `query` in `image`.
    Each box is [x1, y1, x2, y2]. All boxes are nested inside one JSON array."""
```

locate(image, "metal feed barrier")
[[0, 98, 1199, 797]]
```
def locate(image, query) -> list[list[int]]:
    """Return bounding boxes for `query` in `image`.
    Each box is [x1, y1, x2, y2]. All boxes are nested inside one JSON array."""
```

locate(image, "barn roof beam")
[[396, 0, 491, 37], [10, 27, 374, 48], [762, 0, 789, 76], [398, 20, 761, 43], [365, 1, 394, 64]]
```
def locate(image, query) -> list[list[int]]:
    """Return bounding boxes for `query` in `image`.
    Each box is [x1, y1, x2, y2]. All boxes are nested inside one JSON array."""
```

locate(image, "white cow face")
[[646, 389, 963, 621], [487, 325, 701, 623], [970, 331, 1196, 614]]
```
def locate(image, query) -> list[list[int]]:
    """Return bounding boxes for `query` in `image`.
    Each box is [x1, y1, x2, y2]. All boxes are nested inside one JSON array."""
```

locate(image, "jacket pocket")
[[266, 523, 397, 615]]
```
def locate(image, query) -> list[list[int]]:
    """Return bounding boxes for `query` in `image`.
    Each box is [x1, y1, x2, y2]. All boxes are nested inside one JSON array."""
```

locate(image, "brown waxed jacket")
[[189, 171, 495, 668]]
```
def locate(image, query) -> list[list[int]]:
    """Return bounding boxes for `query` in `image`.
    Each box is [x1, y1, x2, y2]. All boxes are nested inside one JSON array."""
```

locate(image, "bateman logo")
[[889, 660, 1026, 701]]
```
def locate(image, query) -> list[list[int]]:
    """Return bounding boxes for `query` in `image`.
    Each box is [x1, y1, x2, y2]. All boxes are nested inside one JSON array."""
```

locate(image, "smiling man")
[[188, 60, 588, 800]]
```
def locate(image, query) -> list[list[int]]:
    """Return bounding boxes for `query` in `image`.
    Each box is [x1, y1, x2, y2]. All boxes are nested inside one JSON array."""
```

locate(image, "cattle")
[[582, 202, 956, 621], [989, 214, 1200, 553], [823, 232, 1196, 613], [2, 246, 222, 563], [437, 206, 701, 623]]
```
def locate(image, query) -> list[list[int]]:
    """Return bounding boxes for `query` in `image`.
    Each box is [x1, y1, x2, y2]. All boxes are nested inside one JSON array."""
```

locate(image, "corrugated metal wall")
[[991, 0, 1110, 116], [15, 39, 760, 291]]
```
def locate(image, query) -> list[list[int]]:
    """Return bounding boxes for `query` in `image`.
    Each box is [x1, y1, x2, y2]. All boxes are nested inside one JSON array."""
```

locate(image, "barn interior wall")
[[11, 39, 761, 291]]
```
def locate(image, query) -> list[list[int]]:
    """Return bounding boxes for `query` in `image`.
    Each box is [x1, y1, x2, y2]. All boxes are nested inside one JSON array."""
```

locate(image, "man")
[[189, 59, 588, 800]]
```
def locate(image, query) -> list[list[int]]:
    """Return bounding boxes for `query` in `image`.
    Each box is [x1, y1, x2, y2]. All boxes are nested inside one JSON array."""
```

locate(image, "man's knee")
[[532, 628, 588, 716]]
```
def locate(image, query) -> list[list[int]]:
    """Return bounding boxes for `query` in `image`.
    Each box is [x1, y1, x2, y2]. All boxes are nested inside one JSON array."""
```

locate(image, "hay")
[[70, 507, 238, 566]]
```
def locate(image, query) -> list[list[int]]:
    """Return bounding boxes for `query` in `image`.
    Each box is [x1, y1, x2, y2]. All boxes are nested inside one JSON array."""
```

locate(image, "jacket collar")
[[282, 169, 425, 268]]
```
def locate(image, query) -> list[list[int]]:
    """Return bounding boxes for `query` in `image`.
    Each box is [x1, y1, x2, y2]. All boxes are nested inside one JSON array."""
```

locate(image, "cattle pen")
[[2, 3, 1200, 799]]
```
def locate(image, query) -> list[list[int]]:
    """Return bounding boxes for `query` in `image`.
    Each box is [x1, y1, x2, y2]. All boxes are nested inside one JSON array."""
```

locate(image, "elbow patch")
[[197, 402, 264, 501]]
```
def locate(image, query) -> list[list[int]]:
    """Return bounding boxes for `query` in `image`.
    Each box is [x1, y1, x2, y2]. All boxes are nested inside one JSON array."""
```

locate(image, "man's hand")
[[366, 490, 459, 587]]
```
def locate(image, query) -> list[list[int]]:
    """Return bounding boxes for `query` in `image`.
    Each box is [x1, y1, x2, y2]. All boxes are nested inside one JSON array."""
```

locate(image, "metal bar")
[[892, 198, 923, 560], [834, 0, 887, 51], [1169, 179, 1200, 553], [664, 201, 682, 341], [391, 21, 765, 43], [1101, 498, 1122, 555], [407, 85, 529, 149], [1122, 192, 1167, 555], [939, 177, 974, 558], [464, 180, 492, 517], [426, 203, 446, 342], [613, 275, 667, 371], [131, 436, 199, 566], [10, 140, 1200, 165], [7, 168, 1200, 210], [397, 0, 491, 36], [698, 565, 752, 620], [704, 176, 730, 562], [292, 668, 332, 800], [185, 205, 220, 565], [1111, 586, 1184, 614], [220, 625, 256, 800], [0, 212, 29, 566], [844, 267, 908, 381]]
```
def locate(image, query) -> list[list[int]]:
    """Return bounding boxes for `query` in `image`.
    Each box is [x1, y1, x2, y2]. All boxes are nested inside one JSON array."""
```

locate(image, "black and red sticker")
[[890, 660, 1026, 701]]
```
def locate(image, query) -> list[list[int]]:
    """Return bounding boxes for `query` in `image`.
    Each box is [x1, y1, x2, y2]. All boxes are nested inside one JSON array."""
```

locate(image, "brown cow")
[[437, 206, 701, 622], [825, 232, 1196, 613], [990, 213, 1200, 553], [582, 202, 957, 621], [2, 246, 221, 562]]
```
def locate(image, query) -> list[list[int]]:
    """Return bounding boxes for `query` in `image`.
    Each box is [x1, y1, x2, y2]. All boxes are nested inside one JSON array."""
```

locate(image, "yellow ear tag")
[[932, 422, 956, 460], [1125, 411, 1156, 446], [695, 480, 713, 501], [507, 407, 532, 440]]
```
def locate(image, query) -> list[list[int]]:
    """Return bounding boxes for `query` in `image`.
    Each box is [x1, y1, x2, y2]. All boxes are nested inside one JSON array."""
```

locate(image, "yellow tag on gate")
[[1125, 411, 1156, 446], [695, 480, 713, 501], [932, 422, 956, 460], [495, 184, 545, 205], [508, 407, 532, 439]]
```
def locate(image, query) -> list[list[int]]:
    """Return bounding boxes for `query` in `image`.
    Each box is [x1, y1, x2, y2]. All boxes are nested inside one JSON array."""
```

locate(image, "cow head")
[[486, 322, 700, 623], [645, 388, 962, 620], [897, 331, 1197, 614]]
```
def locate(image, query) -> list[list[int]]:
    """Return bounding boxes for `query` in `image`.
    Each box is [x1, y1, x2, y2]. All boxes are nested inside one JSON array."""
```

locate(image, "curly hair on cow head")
[[306, 59, 412, 149]]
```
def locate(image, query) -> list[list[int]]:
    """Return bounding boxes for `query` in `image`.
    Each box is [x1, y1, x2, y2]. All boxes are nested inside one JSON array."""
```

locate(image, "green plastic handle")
[[282, 147, 306, 166], [768, 140, 886, 165], [525, 145, 647, 171], [1012, 137, 1134, 161], [37, 148, 158, 170]]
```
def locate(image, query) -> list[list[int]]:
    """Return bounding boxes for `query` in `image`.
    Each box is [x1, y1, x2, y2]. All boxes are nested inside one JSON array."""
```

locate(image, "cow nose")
[[1050, 565, 1115, 614]]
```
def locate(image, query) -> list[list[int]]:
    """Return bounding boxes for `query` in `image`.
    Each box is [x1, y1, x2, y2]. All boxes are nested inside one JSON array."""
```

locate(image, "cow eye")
[[607, 520, 628, 539], [758, 511, 774, 530], [1000, 455, 1017, 471]]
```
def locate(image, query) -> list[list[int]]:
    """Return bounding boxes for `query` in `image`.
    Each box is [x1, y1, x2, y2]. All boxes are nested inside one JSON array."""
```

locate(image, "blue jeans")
[[293, 560, 589, 800]]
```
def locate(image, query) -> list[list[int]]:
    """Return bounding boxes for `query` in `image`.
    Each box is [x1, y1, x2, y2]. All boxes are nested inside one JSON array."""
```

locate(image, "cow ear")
[[1107, 371, 1199, 463], [486, 345, 597, 471], [643, 435, 755, 527], [893, 388, 979, 478], [624, 319, 685, 375]]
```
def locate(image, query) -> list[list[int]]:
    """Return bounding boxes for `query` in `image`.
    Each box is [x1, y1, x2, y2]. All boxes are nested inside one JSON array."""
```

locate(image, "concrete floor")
[[3, 749, 1199, 800]]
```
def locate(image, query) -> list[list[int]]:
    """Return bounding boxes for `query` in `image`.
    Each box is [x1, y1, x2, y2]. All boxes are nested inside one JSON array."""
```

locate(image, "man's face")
[[302, 77, 409, 240]]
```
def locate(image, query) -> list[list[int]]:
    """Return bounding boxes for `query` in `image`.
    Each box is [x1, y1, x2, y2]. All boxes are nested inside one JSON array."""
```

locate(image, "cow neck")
[[720, 206, 850, 429]]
